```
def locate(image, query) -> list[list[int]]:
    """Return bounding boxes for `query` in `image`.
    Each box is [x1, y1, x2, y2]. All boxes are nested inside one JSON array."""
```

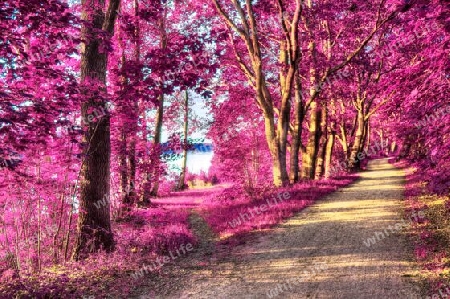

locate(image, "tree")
[[177, 90, 190, 190], [73, 0, 120, 260], [149, 3, 169, 197], [211, 0, 304, 186]]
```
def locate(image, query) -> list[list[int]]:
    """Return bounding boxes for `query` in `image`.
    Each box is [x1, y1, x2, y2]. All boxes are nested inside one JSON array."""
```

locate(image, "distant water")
[[165, 143, 213, 174]]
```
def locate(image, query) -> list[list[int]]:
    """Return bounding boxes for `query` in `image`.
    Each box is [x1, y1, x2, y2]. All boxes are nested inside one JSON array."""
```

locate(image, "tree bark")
[[315, 103, 328, 179], [324, 129, 336, 178], [324, 98, 337, 178], [301, 101, 322, 179], [263, 110, 284, 187], [149, 11, 168, 197], [348, 108, 365, 170], [118, 13, 131, 213], [127, 0, 140, 203], [277, 41, 292, 185], [73, 0, 120, 260], [289, 74, 304, 183]]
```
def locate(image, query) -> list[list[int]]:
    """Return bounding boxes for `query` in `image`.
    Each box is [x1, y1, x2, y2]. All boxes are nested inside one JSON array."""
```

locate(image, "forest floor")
[[135, 158, 424, 299]]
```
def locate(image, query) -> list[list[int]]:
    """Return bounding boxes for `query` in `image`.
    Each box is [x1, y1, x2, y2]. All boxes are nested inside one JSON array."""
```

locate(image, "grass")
[[197, 175, 359, 245], [398, 160, 450, 296]]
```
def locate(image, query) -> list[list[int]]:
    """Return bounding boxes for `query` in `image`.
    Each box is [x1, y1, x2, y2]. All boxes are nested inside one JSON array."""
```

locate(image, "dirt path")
[[165, 158, 422, 299]]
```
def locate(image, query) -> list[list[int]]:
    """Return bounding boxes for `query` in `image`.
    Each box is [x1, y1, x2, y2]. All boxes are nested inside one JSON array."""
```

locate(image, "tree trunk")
[[118, 22, 131, 213], [324, 98, 337, 178], [289, 75, 304, 183], [263, 111, 285, 187], [277, 41, 291, 186], [73, 0, 120, 260], [324, 129, 336, 178], [301, 101, 322, 179], [340, 121, 349, 158], [139, 116, 152, 205], [149, 93, 164, 197], [365, 120, 371, 154], [277, 109, 290, 185], [178, 90, 189, 190], [315, 103, 328, 179], [360, 120, 369, 155], [119, 127, 129, 205], [348, 108, 365, 170], [127, 0, 140, 203], [149, 12, 168, 197]]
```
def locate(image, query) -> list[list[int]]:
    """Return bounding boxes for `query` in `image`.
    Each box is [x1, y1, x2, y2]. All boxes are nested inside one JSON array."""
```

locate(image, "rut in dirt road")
[[171, 158, 422, 299]]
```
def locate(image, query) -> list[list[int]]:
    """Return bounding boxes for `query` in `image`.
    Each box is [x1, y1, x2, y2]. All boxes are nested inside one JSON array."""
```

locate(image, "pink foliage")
[[200, 176, 358, 243]]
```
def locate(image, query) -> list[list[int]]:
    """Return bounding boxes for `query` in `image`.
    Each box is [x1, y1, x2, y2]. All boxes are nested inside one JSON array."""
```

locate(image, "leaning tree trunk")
[[73, 0, 120, 260]]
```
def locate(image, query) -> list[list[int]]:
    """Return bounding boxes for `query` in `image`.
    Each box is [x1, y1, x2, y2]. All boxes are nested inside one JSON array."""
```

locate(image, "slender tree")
[[178, 90, 190, 190]]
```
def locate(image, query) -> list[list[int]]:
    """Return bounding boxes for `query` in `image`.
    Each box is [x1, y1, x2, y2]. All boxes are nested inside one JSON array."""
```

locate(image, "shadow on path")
[[157, 159, 423, 299]]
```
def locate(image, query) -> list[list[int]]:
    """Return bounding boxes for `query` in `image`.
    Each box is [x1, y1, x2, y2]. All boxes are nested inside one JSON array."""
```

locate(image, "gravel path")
[[168, 158, 422, 299]]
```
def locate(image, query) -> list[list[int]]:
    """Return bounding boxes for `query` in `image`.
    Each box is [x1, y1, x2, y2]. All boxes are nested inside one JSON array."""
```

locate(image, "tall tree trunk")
[[149, 11, 168, 197], [73, 0, 120, 260], [301, 101, 322, 179], [118, 16, 130, 213], [149, 93, 164, 197], [178, 90, 189, 190], [301, 33, 320, 180], [289, 74, 304, 183], [277, 41, 291, 185], [140, 115, 152, 205], [127, 0, 140, 203]]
